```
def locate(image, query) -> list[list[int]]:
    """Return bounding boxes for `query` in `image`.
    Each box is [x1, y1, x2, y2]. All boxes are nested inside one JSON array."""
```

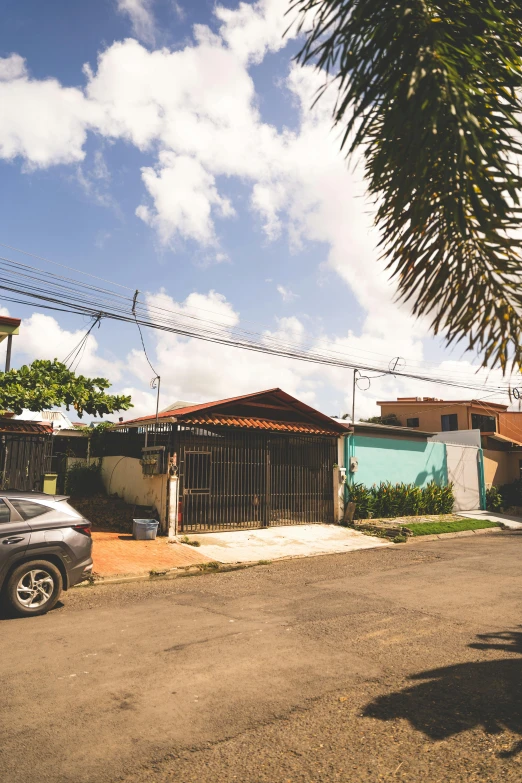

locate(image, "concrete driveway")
[[179, 523, 390, 563], [2, 531, 522, 783]]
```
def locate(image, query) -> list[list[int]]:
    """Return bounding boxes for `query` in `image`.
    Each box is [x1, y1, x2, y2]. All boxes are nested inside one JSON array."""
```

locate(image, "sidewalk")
[[456, 509, 522, 530], [91, 531, 214, 578]]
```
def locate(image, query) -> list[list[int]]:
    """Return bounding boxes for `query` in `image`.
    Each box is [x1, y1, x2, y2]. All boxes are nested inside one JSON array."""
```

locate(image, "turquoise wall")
[[345, 435, 447, 488]]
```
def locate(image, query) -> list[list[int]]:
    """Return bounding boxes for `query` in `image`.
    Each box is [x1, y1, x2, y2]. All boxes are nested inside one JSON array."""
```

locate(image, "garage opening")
[[178, 428, 337, 532]]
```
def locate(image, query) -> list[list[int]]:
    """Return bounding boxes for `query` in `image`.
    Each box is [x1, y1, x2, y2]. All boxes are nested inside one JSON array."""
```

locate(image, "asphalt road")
[[3, 531, 522, 783]]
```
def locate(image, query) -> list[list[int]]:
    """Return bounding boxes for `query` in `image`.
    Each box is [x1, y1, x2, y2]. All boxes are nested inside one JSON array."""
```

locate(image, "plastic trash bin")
[[133, 519, 159, 540]]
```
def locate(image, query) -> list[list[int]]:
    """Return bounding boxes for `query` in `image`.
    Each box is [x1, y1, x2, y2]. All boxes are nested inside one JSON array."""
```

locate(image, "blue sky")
[[0, 0, 508, 421]]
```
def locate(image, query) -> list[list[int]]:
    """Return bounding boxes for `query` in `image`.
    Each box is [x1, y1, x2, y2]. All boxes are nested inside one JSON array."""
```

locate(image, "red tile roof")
[[0, 419, 52, 434], [182, 413, 339, 435], [124, 388, 284, 423], [122, 387, 347, 434]]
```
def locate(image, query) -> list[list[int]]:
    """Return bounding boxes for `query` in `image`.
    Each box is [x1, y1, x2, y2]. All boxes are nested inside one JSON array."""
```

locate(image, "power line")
[[1, 252, 520, 398], [0, 242, 134, 291], [62, 315, 102, 370], [2, 240, 510, 373], [0, 250, 516, 387], [0, 283, 513, 393]]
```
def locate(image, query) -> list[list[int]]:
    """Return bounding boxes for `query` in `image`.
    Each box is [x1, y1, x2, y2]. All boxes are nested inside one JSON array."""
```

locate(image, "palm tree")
[[291, 0, 522, 371]]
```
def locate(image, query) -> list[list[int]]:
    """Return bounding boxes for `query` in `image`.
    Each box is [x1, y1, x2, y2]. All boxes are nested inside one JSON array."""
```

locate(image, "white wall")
[[430, 430, 482, 448], [445, 444, 481, 511], [101, 456, 167, 523], [66, 456, 88, 470]]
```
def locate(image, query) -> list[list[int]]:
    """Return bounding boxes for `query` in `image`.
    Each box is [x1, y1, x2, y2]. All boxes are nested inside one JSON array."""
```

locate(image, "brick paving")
[[91, 531, 214, 577]]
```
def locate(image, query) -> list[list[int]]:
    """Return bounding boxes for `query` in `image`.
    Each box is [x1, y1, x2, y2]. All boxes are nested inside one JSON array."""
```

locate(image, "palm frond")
[[291, 0, 522, 370]]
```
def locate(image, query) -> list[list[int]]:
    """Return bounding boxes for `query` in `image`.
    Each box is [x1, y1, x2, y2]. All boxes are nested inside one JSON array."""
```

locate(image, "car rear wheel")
[[4, 560, 62, 617]]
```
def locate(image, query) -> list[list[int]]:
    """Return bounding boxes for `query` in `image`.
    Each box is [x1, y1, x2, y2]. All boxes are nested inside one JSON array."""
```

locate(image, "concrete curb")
[[404, 526, 503, 543], [74, 529, 501, 586], [73, 561, 257, 588]]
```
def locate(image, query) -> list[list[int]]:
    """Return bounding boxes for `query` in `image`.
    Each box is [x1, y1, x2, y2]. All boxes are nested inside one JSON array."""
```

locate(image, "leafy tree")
[[0, 360, 132, 417], [361, 414, 402, 426], [292, 0, 522, 370]]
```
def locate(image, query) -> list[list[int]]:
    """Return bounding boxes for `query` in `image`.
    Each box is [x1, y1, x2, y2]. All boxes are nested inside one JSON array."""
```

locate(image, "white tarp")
[[445, 443, 481, 512]]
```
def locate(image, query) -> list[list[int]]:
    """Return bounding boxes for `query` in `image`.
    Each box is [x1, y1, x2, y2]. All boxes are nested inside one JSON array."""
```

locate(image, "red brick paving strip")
[[92, 531, 214, 577]]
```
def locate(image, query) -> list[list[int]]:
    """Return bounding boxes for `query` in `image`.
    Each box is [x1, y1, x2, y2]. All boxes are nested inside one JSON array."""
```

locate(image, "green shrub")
[[486, 486, 503, 512], [499, 479, 522, 509], [346, 482, 374, 520], [347, 481, 454, 520], [89, 421, 114, 457], [65, 462, 104, 496]]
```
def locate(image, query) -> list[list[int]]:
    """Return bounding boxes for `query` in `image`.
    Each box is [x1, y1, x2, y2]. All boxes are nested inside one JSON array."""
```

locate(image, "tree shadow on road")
[[363, 628, 522, 757]]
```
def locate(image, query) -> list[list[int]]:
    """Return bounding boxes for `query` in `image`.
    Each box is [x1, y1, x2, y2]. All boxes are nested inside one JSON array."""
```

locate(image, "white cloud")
[[276, 284, 299, 303], [215, 0, 292, 65], [251, 182, 285, 239], [0, 59, 99, 167], [116, 0, 156, 45], [117, 386, 157, 418], [172, 2, 185, 21], [75, 149, 120, 210], [264, 316, 305, 345], [0, 54, 27, 81], [136, 152, 234, 244], [158, 288, 240, 327]]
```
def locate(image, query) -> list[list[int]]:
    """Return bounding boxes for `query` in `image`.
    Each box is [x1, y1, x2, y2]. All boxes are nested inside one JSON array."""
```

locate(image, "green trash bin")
[[42, 473, 58, 495]]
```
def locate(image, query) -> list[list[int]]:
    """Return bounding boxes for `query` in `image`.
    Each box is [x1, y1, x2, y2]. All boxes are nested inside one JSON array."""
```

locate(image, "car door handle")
[[2, 537, 25, 545]]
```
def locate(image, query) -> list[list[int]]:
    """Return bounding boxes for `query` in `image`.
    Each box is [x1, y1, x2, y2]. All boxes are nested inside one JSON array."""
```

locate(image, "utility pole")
[[152, 375, 161, 445], [351, 369, 358, 425], [5, 334, 12, 372]]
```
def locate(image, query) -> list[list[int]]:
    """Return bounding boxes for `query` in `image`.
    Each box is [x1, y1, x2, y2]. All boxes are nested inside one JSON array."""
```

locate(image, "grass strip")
[[407, 519, 502, 536]]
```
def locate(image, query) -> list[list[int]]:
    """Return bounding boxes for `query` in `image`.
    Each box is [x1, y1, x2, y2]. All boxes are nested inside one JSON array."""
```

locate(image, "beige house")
[[377, 397, 522, 488]]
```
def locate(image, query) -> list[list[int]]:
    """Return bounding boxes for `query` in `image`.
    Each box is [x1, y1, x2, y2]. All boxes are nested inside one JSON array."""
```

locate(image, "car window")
[[0, 499, 10, 523], [9, 499, 50, 520]]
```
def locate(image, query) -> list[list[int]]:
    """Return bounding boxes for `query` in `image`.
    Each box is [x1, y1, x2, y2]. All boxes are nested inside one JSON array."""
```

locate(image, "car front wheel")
[[4, 560, 63, 617]]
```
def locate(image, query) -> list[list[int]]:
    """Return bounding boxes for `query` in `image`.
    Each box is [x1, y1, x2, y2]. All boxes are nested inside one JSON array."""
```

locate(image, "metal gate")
[[0, 432, 52, 492], [178, 427, 337, 532]]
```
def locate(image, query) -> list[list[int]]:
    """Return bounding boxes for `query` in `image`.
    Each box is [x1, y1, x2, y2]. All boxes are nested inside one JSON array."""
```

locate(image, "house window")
[[471, 413, 497, 433], [406, 418, 419, 428], [441, 413, 458, 431]]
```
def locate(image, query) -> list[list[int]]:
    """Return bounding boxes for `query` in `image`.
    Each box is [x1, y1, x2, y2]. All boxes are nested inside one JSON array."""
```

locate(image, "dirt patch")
[[357, 513, 463, 527], [69, 494, 159, 533]]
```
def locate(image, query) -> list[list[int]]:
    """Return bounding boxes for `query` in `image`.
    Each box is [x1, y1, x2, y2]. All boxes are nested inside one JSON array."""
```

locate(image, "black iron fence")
[[177, 427, 337, 532]]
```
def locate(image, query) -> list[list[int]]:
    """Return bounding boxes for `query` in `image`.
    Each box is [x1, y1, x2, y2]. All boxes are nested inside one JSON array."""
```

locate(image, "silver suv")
[[0, 491, 93, 617]]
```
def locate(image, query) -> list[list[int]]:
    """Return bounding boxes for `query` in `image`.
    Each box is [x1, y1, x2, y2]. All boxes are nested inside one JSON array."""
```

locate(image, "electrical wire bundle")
[[0, 242, 520, 398]]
